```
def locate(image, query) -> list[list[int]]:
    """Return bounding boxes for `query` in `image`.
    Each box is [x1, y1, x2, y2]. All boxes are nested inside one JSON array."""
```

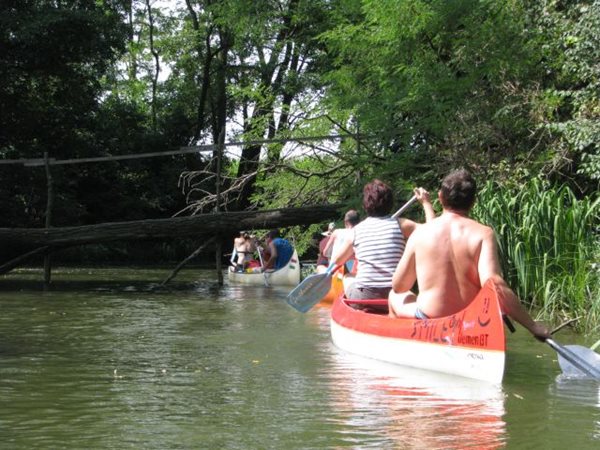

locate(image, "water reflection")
[[326, 348, 507, 449], [551, 375, 600, 407], [3, 267, 599, 448]]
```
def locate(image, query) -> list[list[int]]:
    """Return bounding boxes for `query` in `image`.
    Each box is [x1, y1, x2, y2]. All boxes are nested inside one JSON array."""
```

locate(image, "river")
[[1, 267, 599, 449]]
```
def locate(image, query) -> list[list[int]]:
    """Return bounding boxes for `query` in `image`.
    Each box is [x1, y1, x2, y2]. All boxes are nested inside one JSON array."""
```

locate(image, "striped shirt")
[[353, 216, 406, 289]]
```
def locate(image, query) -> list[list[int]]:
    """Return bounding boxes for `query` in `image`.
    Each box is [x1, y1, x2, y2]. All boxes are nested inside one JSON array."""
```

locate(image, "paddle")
[[229, 249, 238, 268], [286, 264, 341, 313], [257, 247, 270, 287], [391, 194, 417, 220], [546, 338, 600, 380], [543, 316, 600, 379], [501, 315, 600, 379], [286, 195, 419, 313]]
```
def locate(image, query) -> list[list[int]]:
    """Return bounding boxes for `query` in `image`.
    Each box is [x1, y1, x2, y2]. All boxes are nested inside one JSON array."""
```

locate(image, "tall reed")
[[473, 178, 600, 332]]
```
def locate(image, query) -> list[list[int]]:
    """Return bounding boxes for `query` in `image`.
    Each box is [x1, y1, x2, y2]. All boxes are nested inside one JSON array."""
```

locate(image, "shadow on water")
[[0, 266, 224, 294]]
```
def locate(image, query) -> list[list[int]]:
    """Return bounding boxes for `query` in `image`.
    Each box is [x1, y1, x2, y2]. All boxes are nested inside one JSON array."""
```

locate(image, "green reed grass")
[[473, 178, 600, 332]]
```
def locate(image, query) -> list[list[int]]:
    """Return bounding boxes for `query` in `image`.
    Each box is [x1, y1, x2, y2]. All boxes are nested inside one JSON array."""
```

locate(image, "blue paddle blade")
[[286, 272, 333, 313]]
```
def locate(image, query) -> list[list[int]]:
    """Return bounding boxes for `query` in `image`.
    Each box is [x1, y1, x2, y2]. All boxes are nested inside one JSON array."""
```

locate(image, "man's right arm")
[[478, 228, 550, 339], [477, 228, 503, 286], [391, 233, 417, 293], [330, 233, 353, 267]]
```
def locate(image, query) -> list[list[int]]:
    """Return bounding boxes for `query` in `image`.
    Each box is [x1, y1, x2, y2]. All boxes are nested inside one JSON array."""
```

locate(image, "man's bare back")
[[388, 169, 549, 339], [392, 211, 497, 317]]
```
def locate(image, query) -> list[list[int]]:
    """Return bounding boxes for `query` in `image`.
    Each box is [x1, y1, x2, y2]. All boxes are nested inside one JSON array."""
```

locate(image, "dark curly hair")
[[440, 169, 477, 211], [363, 179, 393, 217]]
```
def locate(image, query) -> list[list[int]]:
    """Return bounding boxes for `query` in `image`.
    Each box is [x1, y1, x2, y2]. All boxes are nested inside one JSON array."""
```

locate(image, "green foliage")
[[0, 1, 128, 158], [319, 0, 596, 197], [527, 1, 600, 190], [321, 0, 543, 169], [473, 178, 600, 331]]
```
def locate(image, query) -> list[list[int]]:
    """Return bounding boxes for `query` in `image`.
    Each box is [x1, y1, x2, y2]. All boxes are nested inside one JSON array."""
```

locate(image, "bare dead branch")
[[158, 236, 216, 287]]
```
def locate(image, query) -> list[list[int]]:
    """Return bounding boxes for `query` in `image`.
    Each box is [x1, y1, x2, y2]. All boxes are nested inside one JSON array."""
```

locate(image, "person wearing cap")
[[316, 222, 335, 273]]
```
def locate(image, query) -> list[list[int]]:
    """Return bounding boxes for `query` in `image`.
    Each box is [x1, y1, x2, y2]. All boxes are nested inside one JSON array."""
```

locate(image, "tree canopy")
[[1, 0, 598, 232]]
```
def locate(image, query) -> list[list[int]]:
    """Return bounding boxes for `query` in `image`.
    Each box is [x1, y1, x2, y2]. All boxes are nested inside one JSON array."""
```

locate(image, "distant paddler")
[[263, 229, 294, 271], [316, 222, 335, 274], [322, 209, 360, 275]]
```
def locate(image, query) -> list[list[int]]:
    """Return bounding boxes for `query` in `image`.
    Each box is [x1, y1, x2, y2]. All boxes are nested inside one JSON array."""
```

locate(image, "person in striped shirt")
[[331, 179, 435, 300]]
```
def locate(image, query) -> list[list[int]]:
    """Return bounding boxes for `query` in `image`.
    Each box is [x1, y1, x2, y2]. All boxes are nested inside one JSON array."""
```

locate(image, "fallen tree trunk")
[[0, 204, 343, 250]]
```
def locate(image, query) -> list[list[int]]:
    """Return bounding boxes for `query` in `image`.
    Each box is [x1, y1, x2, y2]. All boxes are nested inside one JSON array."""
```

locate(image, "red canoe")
[[330, 279, 507, 383]]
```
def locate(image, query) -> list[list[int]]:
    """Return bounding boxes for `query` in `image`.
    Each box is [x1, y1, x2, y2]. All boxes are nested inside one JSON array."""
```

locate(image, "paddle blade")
[[286, 273, 333, 313], [558, 345, 600, 379], [547, 339, 600, 380]]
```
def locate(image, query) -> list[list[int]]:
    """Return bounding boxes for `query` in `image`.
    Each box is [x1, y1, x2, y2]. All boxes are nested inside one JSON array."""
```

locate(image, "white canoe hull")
[[227, 250, 301, 286], [330, 321, 505, 383]]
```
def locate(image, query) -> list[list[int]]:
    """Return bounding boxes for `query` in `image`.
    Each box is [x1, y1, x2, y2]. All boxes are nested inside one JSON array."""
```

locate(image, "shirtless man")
[[323, 210, 360, 273], [233, 231, 255, 272], [388, 169, 550, 339]]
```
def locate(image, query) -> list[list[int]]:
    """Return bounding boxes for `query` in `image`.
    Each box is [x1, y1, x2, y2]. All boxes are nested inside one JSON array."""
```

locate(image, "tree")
[[321, 1, 547, 173], [528, 0, 600, 193], [169, 0, 341, 212], [0, 0, 128, 227]]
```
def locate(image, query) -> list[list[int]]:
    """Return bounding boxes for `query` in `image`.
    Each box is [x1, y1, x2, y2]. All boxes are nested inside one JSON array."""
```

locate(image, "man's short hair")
[[344, 209, 360, 226], [440, 169, 477, 211], [363, 179, 393, 217]]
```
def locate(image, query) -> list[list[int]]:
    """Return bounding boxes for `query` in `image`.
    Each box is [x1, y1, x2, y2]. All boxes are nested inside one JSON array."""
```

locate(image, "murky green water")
[[1, 267, 599, 449]]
